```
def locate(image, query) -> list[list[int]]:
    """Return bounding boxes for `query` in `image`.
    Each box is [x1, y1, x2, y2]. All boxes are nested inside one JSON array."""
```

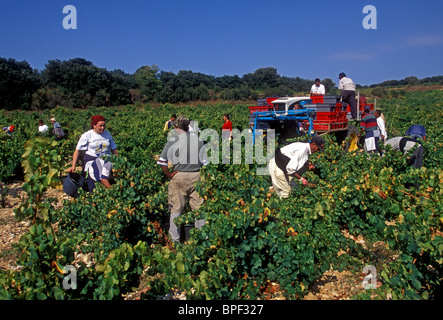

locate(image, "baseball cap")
[[311, 136, 325, 152], [338, 72, 346, 79], [364, 105, 371, 112]]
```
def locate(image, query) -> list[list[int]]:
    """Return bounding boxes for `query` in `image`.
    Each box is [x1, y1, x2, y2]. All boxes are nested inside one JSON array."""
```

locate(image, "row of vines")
[[0, 90, 442, 300]]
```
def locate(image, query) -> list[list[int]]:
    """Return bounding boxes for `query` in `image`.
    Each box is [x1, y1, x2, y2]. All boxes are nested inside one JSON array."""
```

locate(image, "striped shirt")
[[360, 113, 378, 132]]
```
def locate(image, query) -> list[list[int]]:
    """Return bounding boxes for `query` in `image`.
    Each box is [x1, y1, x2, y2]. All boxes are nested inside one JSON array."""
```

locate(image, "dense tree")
[[40, 58, 133, 108], [215, 75, 243, 89], [243, 67, 281, 90], [1, 55, 441, 109], [0, 58, 41, 110], [367, 75, 443, 88], [134, 65, 162, 101]]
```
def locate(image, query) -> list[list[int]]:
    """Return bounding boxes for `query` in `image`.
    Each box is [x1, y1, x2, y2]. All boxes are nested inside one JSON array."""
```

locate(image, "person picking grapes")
[[157, 116, 209, 243], [268, 136, 325, 198], [67, 115, 118, 192]]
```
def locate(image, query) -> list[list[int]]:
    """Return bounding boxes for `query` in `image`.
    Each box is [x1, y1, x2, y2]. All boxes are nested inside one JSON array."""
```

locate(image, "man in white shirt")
[[338, 72, 357, 120], [268, 136, 325, 198], [374, 110, 387, 142], [310, 78, 326, 95]]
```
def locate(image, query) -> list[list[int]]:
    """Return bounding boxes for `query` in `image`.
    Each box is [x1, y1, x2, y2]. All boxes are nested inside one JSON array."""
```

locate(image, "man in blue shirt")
[[405, 125, 426, 141]]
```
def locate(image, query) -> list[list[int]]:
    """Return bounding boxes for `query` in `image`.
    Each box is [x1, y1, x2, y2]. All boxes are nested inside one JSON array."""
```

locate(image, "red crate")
[[316, 112, 339, 121], [337, 112, 348, 122], [331, 123, 347, 129], [311, 95, 324, 104], [313, 121, 331, 131], [310, 95, 340, 104], [248, 106, 271, 114], [312, 120, 348, 131], [313, 123, 329, 131]]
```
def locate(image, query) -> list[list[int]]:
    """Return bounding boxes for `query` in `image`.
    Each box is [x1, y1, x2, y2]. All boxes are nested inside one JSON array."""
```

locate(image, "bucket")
[[63, 172, 85, 198], [180, 224, 194, 242]]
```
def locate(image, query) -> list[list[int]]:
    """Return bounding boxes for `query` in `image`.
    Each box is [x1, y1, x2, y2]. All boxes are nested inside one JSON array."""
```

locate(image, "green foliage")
[[14, 136, 63, 223], [0, 132, 23, 183], [0, 90, 442, 301]]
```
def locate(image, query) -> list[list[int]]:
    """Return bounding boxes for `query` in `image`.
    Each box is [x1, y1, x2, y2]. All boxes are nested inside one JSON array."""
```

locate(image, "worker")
[[405, 124, 426, 141], [338, 72, 357, 120], [385, 136, 424, 168], [374, 110, 387, 143], [157, 116, 208, 243], [2, 125, 15, 137], [222, 114, 233, 141], [50, 117, 65, 140], [268, 136, 325, 199], [38, 120, 49, 134], [358, 105, 380, 154], [67, 115, 118, 192], [310, 78, 326, 95], [163, 114, 177, 131], [188, 119, 201, 135]]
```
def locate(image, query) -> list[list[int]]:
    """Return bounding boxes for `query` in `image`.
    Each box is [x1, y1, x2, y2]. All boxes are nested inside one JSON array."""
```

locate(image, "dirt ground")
[[0, 181, 70, 271], [0, 180, 368, 300]]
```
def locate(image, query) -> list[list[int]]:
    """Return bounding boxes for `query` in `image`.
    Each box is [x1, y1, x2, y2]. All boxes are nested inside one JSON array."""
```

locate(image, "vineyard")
[[0, 90, 442, 301]]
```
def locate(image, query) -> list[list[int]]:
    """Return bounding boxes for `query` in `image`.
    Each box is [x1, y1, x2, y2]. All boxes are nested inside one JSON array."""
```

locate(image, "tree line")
[[364, 75, 443, 88], [2, 56, 441, 110], [0, 57, 338, 110]]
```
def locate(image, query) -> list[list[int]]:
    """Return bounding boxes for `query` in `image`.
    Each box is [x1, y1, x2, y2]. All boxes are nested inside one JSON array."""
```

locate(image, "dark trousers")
[[410, 145, 424, 168], [342, 90, 357, 119]]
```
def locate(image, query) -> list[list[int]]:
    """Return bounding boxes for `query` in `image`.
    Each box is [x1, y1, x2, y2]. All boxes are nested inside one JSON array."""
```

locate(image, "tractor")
[[248, 93, 375, 151]]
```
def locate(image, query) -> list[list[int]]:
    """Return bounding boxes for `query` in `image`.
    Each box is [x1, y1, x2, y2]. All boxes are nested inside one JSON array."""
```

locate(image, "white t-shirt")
[[75, 130, 117, 159], [280, 142, 311, 175], [310, 84, 326, 95], [38, 124, 49, 133]]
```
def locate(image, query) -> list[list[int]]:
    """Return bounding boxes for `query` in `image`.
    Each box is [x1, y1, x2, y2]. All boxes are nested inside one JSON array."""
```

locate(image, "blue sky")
[[1, 0, 442, 85]]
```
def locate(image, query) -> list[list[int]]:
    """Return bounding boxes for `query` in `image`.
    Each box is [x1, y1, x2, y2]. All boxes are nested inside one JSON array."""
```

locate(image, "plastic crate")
[[337, 112, 348, 122], [249, 106, 271, 114], [331, 123, 347, 129], [310, 95, 341, 104], [313, 123, 330, 131], [313, 121, 348, 131], [316, 112, 339, 121], [304, 103, 341, 113]]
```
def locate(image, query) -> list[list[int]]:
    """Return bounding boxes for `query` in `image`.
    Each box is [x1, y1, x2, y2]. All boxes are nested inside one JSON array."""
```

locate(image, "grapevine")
[[0, 91, 442, 300]]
